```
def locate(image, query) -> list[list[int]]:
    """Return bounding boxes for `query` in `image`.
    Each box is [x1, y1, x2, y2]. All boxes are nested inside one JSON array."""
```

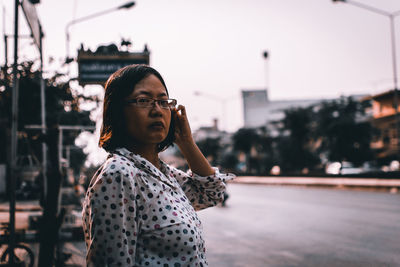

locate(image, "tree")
[[233, 128, 260, 173], [196, 137, 221, 165], [256, 127, 276, 175], [315, 97, 374, 165], [277, 106, 320, 172], [220, 153, 238, 172]]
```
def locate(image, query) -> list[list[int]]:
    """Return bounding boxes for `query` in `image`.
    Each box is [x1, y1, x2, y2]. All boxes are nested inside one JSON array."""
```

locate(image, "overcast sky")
[[2, 0, 400, 133]]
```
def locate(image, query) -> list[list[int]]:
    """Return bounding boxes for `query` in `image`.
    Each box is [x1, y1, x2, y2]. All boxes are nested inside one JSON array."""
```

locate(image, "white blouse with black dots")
[[82, 147, 235, 267]]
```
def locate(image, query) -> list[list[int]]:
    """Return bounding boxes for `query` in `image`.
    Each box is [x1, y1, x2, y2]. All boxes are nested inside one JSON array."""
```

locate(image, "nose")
[[149, 100, 163, 116], [150, 100, 164, 109]]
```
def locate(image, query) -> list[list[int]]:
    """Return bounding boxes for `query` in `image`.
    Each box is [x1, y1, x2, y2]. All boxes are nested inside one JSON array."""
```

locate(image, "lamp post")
[[332, 0, 400, 159], [262, 50, 269, 91], [65, 1, 135, 63]]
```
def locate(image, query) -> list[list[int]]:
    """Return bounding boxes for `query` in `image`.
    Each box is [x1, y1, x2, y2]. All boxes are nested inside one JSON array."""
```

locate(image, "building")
[[242, 89, 328, 135], [193, 119, 231, 142], [366, 90, 400, 160]]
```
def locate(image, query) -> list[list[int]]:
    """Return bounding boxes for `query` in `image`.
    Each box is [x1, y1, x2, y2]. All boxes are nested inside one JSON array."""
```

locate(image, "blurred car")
[[325, 161, 363, 175], [325, 162, 341, 175], [389, 160, 400, 171], [340, 161, 363, 175], [270, 165, 281, 175], [361, 161, 381, 173]]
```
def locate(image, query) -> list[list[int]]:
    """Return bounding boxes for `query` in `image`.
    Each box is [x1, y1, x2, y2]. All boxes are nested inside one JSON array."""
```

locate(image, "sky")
[[2, 0, 400, 131], [2, 0, 400, 164]]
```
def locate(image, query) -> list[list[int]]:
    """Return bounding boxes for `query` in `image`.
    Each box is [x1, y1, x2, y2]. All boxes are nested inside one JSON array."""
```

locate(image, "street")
[[199, 184, 400, 267], [1, 183, 400, 266]]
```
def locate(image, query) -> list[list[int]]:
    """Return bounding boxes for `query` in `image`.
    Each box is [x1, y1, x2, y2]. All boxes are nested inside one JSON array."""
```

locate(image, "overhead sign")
[[21, 0, 42, 52], [77, 49, 150, 86]]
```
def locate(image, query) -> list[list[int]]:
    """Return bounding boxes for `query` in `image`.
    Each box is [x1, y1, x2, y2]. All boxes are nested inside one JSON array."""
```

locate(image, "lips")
[[149, 121, 165, 129]]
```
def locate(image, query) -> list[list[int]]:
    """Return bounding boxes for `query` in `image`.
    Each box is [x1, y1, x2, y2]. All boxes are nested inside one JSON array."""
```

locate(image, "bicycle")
[[0, 222, 35, 267]]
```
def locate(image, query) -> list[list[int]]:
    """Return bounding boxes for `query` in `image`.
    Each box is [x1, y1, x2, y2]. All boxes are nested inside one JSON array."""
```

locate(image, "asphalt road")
[[2, 184, 400, 266], [198, 184, 400, 267]]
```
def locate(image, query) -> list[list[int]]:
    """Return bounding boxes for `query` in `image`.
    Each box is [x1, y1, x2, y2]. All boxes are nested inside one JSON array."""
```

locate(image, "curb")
[[230, 176, 400, 190]]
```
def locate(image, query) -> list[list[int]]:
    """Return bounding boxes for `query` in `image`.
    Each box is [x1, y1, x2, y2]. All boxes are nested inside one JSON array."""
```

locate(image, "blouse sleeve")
[[84, 163, 139, 266], [173, 167, 235, 211]]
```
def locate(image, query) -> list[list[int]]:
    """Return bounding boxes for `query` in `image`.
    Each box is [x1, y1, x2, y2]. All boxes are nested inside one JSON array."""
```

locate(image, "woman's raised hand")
[[172, 105, 194, 148], [172, 105, 214, 176]]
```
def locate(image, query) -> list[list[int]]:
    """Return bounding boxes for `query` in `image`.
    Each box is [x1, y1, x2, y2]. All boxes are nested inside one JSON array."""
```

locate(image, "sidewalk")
[[0, 201, 85, 266], [231, 176, 400, 192]]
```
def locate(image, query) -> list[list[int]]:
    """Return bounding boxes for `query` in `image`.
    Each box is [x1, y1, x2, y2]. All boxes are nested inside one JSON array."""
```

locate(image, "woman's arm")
[[173, 105, 214, 176]]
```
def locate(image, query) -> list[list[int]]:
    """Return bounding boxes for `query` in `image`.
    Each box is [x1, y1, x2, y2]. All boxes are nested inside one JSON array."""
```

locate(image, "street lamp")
[[65, 1, 135, 63], [332, 0, 400, 158]]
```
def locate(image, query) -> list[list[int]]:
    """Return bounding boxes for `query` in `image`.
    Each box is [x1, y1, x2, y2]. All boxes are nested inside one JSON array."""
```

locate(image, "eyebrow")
[[133, 90, 168, 97]]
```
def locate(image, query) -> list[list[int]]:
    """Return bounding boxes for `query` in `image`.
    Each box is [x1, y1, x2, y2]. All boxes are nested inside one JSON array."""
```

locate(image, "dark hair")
[[99, 64, 175, 152]]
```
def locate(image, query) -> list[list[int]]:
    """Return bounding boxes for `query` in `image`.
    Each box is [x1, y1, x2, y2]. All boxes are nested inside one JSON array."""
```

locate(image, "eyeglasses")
[[125, 98, 177, 109]]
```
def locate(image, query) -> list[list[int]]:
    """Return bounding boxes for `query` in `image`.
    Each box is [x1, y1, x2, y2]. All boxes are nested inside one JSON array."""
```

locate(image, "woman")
[[82, 64, 234, 266]]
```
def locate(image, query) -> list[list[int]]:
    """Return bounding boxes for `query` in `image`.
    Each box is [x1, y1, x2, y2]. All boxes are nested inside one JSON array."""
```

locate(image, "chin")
[[148, 133, 167, 144]]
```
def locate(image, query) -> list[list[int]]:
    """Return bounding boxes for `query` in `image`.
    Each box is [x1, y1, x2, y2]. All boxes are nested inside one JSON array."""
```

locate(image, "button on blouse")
[[82, 147, 235, 266]]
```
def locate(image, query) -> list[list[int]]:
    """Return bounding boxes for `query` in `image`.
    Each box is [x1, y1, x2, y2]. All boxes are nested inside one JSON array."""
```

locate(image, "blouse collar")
[[113, 147, 177, 189]]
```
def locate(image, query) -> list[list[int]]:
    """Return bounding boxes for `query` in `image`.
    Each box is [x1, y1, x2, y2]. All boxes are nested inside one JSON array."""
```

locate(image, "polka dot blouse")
[[82, 147, 235, 266]]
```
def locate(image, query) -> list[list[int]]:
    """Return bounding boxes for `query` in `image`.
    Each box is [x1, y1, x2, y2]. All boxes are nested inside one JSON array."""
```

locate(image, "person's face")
[[123, 74, 172, 149]]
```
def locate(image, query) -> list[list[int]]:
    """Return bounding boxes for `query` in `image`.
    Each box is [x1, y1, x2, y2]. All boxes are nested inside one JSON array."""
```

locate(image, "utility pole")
[[39, 26, 47, 199], [38, 127, 63, 267], [3, 6, 7, 67], [9, 0, 19, 264]]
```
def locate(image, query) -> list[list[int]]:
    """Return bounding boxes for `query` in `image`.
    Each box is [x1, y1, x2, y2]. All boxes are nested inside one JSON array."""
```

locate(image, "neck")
[[126, 143, 160, 169]]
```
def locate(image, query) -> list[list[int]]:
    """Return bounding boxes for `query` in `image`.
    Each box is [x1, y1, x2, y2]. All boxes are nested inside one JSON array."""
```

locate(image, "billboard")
[[77, 47, 150, 86]]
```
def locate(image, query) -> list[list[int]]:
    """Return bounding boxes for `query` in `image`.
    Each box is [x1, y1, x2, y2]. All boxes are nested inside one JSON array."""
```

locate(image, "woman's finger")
[[179, 105, 186, 117], [175, 105, 186, 117]]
